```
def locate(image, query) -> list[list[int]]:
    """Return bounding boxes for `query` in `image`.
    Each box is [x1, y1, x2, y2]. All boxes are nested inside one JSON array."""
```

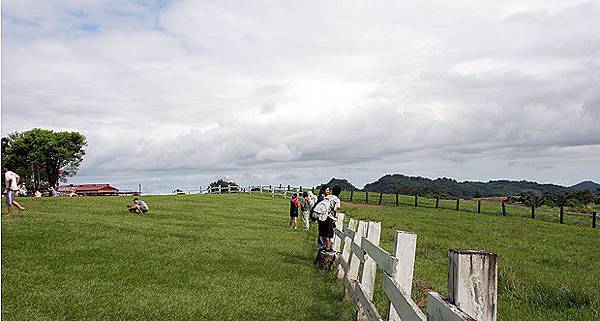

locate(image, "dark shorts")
[[290, 208, 298, 217], [318, 217, 335, 238], [6, 191, 16, 205]]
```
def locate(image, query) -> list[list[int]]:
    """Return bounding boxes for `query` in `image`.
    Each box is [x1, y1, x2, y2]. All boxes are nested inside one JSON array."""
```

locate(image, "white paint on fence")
[[338, 219, 357, 279], [448, 250, 498, 321], [333, 213, 346, 253], [427, 292, 477, 321], [332, 216, 497, 321], [389, 231, 418, 321], [357, 221, 381, 321]]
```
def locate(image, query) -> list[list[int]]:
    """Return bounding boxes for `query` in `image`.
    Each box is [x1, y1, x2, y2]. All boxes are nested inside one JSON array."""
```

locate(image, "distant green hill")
[[359, 174, 598, 198], [318, 178, 359, 191]]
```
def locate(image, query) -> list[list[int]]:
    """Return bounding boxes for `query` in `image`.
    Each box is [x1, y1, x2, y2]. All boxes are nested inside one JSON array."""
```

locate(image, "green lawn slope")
[[2, 194, 599, 320]]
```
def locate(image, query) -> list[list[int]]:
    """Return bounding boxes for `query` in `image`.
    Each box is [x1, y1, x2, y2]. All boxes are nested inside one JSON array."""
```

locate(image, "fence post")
[[345, 221, 368, 300], [396, 193, 399, 206], [379, 193, 383, 205], [593, 212, 597, 228], [478, 200, 481, 214], [365, 191, 369, 204], [228, 186, 231, 194], [456, 198, 460, 211], [279, 184, 282, 188], [388, 231, 417, 321], [357, 221, 381, 321], [338, 219, 357, 280], [350, 190, 354, 202], [560, 206, 564, 224], [332, 213, 346, 253], [300, 186, 302, 192], [415, 194, 418, 207], [272, 188, 275, 198], [287, 184, 290, 191], [502, 201, 506, 216], [448, 249, 498, 321], [436, 196, 440, 208], [531, 204, 535, 219]]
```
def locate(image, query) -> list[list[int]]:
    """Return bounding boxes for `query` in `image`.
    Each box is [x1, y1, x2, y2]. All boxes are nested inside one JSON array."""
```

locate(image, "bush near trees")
[[1, 128, 87, 191], [209, 179, 238, 189], [515, 190, 599, 211]]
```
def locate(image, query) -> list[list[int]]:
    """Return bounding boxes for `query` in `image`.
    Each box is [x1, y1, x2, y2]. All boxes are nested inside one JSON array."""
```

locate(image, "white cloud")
[[2, 0, 599, 193]]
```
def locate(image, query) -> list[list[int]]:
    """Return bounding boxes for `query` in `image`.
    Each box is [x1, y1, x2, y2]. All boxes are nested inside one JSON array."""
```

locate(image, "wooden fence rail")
[[333, 216, 498, 321], [191, 184, 597, 228]]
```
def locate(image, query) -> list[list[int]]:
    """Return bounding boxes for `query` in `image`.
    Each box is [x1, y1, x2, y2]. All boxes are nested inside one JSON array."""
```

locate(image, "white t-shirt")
[[316, 195, 341, 221], [325, 195, 341, 219], [135, 200, 149, 211], [4, 171, 20, 191]]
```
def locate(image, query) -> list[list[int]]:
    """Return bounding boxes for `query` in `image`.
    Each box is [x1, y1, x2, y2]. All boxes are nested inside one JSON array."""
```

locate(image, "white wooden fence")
[[332, 214, 498, 321]]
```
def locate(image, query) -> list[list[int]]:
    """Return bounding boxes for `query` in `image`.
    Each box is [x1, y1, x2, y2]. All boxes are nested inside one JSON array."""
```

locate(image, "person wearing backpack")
[[311, 185, 330, 252], [317, 185, 342, 252]]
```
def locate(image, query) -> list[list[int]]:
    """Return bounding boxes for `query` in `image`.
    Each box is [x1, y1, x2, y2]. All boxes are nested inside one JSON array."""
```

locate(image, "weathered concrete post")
[[448, 249, 498, 321], [478, 200, 481, 213], [365, 192, 369, 204], [388, 231, 417, 321], [357, 221, 381, 321]]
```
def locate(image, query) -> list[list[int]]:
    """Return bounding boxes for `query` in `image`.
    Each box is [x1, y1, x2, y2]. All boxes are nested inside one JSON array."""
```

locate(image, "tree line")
[[2, 128, 87, 191]]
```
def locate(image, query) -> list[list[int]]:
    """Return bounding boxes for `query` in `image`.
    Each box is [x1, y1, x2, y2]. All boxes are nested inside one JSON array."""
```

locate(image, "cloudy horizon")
[[2, 0, 600, 194]]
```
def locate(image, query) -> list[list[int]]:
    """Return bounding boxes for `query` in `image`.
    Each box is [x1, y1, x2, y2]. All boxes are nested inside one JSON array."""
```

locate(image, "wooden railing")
[[332, 213, 498, 321]]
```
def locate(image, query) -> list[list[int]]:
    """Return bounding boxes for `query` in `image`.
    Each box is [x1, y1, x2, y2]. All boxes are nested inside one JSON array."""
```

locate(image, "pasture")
[[2, 193, 599, 320]]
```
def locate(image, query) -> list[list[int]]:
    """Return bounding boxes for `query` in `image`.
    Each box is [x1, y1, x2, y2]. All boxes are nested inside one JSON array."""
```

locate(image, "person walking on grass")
[[318, 185, 341, 252], [3, 167, 25, 218], [300, 192, 312, 230], [289, 193, 301, 229]]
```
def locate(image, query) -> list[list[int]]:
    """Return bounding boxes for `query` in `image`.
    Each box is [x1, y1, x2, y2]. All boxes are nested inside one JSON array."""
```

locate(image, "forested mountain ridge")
[[361, 174, 599, 198]]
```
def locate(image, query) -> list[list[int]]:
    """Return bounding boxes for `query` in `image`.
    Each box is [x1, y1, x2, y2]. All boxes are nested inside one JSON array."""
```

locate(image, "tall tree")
[[2, 129, 87, 190]]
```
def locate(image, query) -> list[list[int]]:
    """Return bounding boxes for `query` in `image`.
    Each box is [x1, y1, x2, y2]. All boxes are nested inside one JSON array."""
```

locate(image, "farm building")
[[58, 184, 119, 196]]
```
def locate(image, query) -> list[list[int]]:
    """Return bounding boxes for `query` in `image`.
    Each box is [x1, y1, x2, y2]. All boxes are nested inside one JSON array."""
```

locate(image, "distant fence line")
[[191, 184, 597, 229], [331, 213, 497, 321]]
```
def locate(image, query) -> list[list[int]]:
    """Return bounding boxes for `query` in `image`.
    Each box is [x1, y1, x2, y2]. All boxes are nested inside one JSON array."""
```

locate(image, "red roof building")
[[58, 184, 119, 196]]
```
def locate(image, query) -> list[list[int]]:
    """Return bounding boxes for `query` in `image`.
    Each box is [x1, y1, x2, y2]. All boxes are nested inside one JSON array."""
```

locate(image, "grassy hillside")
[[1, 195, 354, 321], [2, 194, 599, 320]]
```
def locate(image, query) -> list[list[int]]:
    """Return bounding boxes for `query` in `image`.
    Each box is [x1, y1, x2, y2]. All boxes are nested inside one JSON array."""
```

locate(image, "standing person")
[[3, 167, 25, 218], [315, 185, 331, 252], [318, 185, 342, 252], [289, 193, 301, 229], [300, 192, 312, 230]]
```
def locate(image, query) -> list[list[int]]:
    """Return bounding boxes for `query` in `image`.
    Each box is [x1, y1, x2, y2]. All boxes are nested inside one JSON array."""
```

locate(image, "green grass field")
[[2, 194, 599, 320]]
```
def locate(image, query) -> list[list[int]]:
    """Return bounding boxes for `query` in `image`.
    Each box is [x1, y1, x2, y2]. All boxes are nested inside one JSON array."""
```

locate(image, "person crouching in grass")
[[318, 185, 341, 252], [289, 193, 301, 229], [127, 197, 149, 214]]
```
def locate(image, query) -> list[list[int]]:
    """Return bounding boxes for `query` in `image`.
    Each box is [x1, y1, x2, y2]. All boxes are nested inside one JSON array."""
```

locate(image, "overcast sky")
[[2, 0, 599, 194]]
